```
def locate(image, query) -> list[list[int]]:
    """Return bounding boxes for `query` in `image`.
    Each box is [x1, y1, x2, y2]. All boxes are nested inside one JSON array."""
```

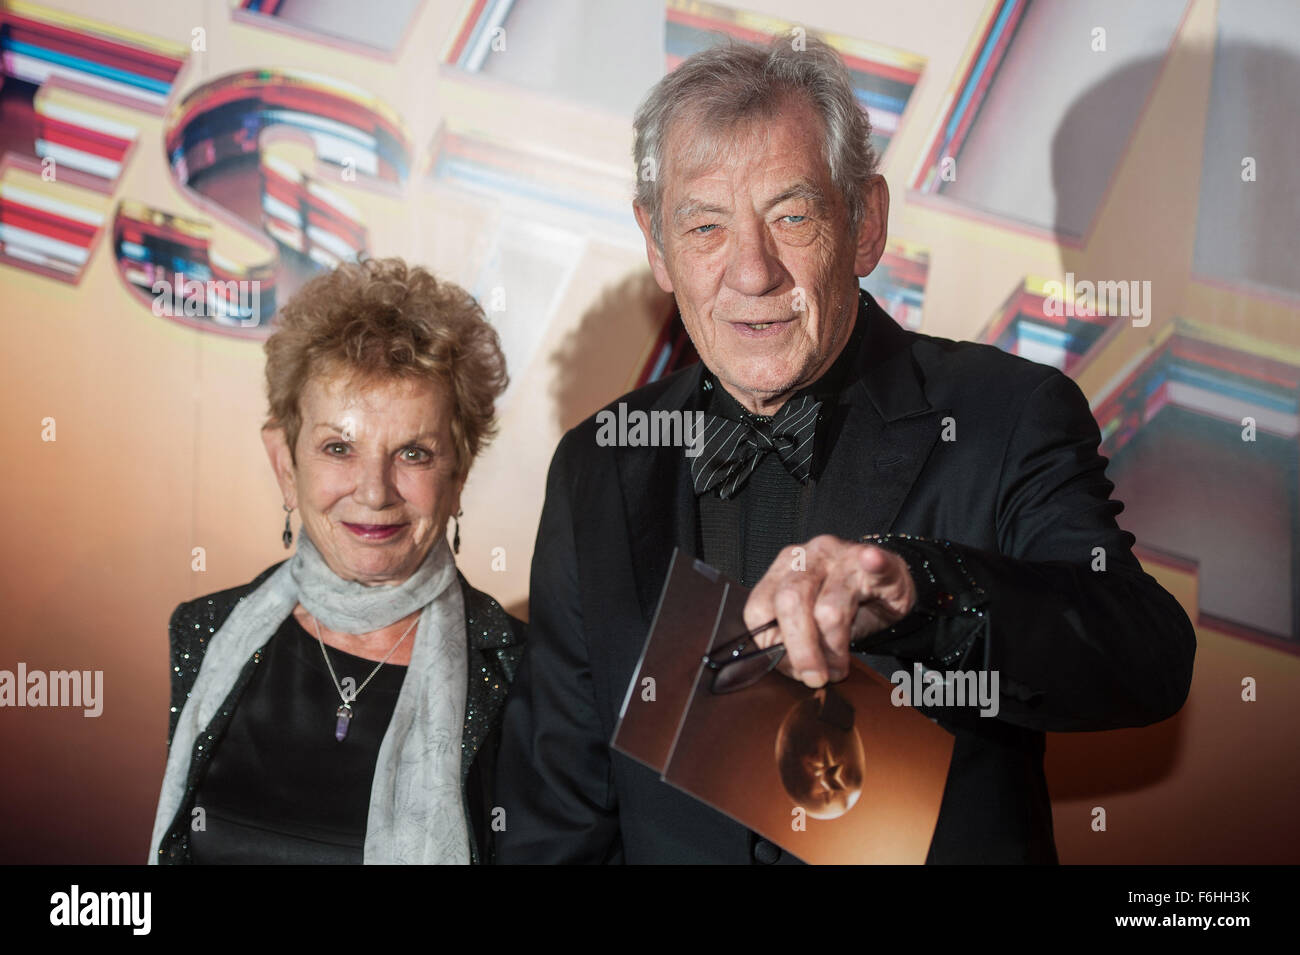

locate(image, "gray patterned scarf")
[[149, 529, 469, 864]]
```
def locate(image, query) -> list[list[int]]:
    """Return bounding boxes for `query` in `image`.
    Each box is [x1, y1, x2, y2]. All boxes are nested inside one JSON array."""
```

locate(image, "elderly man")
[[496, 36, 1195, 864]]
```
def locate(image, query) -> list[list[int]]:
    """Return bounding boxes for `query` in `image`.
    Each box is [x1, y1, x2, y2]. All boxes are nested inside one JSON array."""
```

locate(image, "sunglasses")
[[702, 619, 783, 694]]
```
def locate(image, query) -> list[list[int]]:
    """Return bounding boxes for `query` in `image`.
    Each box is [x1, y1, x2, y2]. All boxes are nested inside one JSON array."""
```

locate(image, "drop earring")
[[282, 504, 294, 549], [452, 509, 462, 555]]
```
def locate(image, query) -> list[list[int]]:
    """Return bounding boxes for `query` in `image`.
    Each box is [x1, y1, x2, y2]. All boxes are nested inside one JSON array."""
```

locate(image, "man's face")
[[636, 95, 887, 415]]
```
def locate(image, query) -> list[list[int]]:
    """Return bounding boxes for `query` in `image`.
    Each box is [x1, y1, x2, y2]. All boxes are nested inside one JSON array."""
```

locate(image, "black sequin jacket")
[[155, 561, 525, 864]]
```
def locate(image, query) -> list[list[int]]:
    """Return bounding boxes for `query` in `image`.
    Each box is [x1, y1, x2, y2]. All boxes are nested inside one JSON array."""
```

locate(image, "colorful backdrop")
[[1, 0, 1297, 863]]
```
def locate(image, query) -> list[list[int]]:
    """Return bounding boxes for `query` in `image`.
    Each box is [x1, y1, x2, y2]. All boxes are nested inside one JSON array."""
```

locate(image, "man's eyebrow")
[[672, 183, 827, 222], [673, 198, 730, 220], [763, 181, 827, 212]]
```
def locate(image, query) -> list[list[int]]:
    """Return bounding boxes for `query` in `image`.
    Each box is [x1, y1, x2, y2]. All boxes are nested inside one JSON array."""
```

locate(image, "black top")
[[189, 613, 406, 865]]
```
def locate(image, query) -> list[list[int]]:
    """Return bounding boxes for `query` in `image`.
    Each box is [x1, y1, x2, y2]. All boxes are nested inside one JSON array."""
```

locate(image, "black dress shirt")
[[694, 307, 867, 864], [696, 310, 867, 587]]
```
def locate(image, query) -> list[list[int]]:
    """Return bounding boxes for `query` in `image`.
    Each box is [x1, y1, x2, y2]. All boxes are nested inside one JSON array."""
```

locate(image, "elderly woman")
[[150, 257, 521, 864]]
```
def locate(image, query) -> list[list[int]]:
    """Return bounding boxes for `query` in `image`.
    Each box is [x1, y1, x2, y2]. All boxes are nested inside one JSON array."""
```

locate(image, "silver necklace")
[[310, 612, 419, 742]]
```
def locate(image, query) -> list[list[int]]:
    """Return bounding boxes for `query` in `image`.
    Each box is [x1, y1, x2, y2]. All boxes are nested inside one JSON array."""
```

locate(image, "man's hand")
[[744, 535, 917, 687]]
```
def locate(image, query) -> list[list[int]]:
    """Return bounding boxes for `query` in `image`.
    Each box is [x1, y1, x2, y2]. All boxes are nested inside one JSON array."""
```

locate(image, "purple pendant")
[[334, 703, 353, 742]]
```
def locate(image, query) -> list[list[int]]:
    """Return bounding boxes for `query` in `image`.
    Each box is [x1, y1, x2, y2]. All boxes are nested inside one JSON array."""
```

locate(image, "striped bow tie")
[[690, 393, 822, 500]]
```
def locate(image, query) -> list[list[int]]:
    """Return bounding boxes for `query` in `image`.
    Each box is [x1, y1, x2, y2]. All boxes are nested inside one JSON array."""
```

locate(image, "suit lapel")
[[617, 364, 708, 625], [807, 294, 945, 541]]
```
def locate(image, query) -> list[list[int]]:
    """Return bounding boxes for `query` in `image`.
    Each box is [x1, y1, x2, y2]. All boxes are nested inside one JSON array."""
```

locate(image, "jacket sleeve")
[[166, 603, 191, 747], [494, 431, 623, 862], [164, 562, 287, 748], [857, 368, 1196, 732]]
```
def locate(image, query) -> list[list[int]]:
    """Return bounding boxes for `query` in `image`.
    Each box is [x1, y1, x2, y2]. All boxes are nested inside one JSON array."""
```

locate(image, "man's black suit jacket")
[[496, 292, 1196, 864]]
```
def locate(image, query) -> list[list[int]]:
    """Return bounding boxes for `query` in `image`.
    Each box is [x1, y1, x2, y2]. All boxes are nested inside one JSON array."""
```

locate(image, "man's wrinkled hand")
[[743, 535, 917, 688]]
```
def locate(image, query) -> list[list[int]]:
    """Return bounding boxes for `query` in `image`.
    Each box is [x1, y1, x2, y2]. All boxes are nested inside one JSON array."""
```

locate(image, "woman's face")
[[266, 371, 464, 586]]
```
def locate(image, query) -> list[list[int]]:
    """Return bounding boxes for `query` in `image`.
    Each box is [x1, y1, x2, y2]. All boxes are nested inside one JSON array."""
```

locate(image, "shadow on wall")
[[549, 268, 677, 433], [1053, 43, 1300, 298], [1044, 40, 1300, 830]]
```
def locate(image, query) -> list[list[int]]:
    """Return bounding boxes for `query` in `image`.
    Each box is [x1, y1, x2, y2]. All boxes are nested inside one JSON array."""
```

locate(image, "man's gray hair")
[[633, 34, 878, 248]]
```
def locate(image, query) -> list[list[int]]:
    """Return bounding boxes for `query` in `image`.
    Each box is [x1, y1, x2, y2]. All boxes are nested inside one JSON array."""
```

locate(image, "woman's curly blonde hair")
[[263, 257, 508, 478]]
